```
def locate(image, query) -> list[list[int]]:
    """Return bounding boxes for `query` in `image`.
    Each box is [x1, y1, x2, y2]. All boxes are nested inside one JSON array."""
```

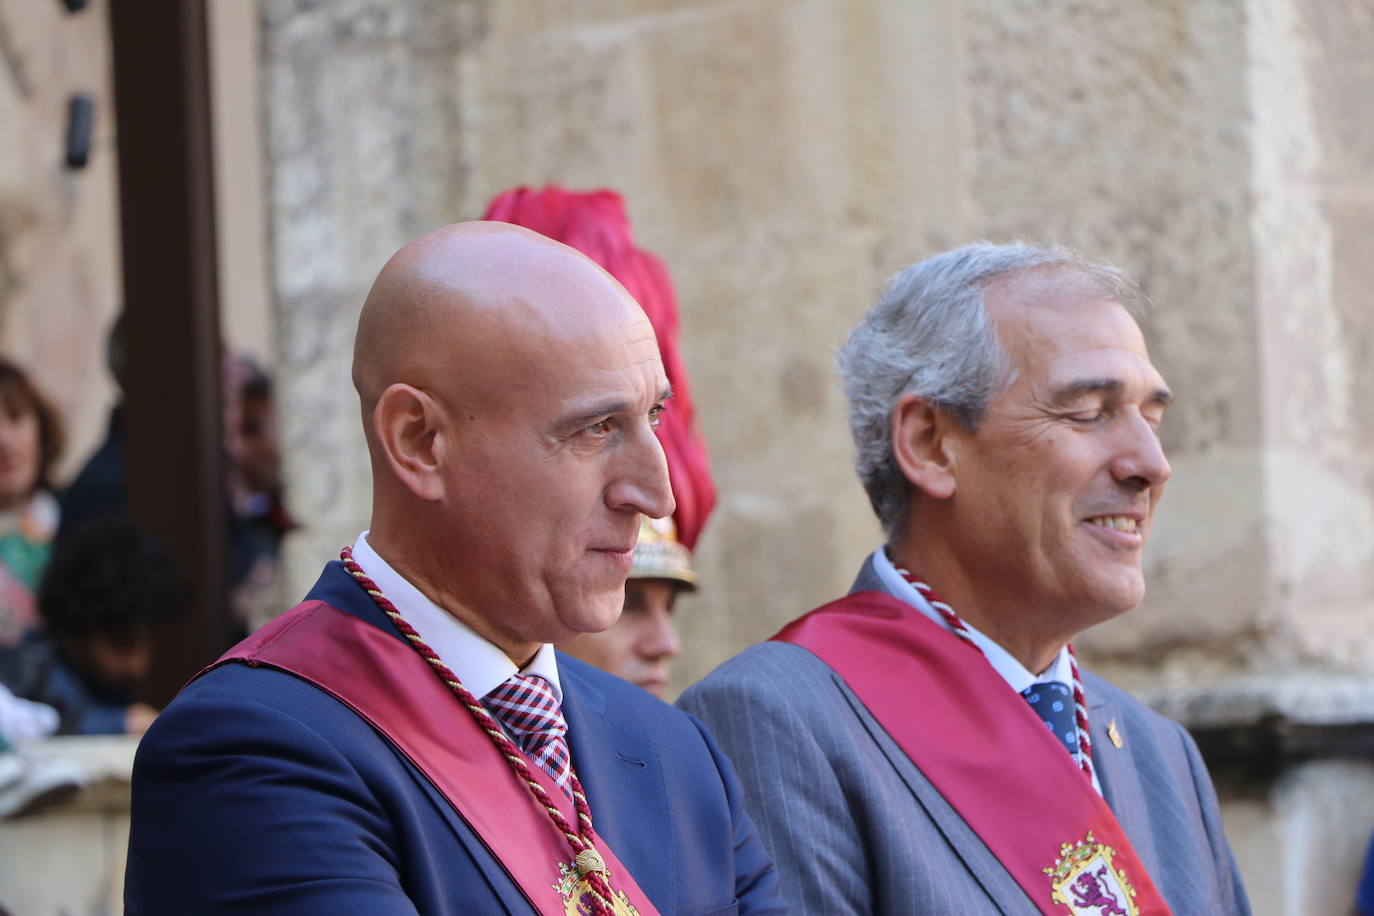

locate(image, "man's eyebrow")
[[1048, 378, 1123, 406], [560, 385, 675, 430], [1149, 386, 1175, 408], [1048, 378, 1174, 408]]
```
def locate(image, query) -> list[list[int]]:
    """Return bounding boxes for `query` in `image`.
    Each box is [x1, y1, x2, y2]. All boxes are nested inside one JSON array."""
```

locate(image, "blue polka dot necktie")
[[1021, 681, 1077, 759]]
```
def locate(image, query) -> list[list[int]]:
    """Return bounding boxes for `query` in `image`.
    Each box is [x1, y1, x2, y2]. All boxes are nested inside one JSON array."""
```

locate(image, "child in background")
[[0, 516, 185, 735]]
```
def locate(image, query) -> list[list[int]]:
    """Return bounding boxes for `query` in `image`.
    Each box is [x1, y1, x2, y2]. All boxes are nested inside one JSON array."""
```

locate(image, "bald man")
[[125, 223, 783, 915]]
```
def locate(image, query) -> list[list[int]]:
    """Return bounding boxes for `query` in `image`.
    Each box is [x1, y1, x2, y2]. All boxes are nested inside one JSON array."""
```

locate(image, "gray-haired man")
[[678, 243, 1250, 915]]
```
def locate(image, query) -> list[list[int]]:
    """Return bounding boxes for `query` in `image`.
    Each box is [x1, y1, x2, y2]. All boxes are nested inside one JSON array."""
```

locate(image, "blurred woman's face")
[[0, 398, 41, 510]]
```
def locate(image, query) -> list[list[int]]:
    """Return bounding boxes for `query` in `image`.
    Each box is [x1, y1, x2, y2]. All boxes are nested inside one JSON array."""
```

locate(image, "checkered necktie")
[[1022, 681, 1078, 759], [485, 674, 573, 799]]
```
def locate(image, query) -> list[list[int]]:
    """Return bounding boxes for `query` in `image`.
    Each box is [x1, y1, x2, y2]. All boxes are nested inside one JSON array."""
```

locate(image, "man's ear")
[[372, 383, 447, 502], [891, 394, 958, 501]]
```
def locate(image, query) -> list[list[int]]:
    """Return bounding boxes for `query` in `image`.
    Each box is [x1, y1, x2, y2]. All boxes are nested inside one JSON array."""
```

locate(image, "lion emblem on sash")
[[1044, 831, 1139, 915]]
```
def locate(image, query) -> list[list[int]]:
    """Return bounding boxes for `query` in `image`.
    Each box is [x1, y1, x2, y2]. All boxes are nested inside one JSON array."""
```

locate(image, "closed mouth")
[[635, 674, 668, 695]]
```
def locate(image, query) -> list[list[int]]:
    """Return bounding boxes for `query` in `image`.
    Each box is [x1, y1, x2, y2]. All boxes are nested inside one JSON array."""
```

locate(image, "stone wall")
[[260, 0, 1374, 686], [0, 0, 120, 484], [1247, 0, 1374, 675]]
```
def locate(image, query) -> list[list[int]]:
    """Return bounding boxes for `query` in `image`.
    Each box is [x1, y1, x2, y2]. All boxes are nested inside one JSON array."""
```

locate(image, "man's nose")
[[1110, 415, 1171, 491], [638, 606, 682, 661], [607, 424, 675, 520]]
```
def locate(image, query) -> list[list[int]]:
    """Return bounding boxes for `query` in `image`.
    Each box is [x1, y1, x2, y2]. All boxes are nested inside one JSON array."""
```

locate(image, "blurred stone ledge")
[[0, 735, 137, 916], [15, 734, 139, 815], [1139, 675, 1374, 787]]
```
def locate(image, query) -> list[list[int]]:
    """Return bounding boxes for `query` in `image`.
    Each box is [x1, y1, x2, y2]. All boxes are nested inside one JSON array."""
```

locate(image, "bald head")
[[353, 221, 674, 663], [353, 221, 644, 418]]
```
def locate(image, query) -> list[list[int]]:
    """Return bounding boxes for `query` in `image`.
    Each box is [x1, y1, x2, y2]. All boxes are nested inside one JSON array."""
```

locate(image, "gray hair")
[[837, 241, 1146, 534]]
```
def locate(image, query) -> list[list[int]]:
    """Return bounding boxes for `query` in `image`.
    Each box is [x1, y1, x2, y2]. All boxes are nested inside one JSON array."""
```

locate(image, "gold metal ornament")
[[575, 848, 607, 876]]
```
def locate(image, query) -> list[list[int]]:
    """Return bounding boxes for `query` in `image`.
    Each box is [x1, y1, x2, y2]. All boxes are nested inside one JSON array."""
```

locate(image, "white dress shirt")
[[871, 547, 1102, 793], [351, 532, 563, 704]]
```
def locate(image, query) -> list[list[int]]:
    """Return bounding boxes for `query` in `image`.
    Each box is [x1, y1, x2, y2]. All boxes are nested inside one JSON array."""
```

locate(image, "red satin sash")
[[197, 600, 659, 916], [773, 591, 1172, 916]]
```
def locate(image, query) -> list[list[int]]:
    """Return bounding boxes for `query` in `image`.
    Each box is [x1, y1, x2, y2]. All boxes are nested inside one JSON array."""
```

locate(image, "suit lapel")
[[1083, 675, 1164, 882], [834, 673, 1028, 913], [289, 564, 533, 911], [835, 556, 1031, 912], [559, 660, 675, 908], [303, 561, 407, 636], [303, 564, 672, 909], [842, 555, 1172, 911]]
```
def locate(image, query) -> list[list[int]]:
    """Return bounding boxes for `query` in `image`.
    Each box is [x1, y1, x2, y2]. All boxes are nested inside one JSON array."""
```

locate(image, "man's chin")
[[559, 599, 625, 638], [1083, 574, 1146, 622], [632, 674, 668, 697]]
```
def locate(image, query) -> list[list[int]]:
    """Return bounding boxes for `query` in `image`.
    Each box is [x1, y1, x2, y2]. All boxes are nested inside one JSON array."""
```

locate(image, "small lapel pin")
[[1107, 718, 1123, 749]]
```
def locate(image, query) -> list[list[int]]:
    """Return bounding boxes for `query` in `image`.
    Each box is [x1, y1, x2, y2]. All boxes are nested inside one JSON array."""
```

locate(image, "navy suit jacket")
[[125, 562, 783, 915]]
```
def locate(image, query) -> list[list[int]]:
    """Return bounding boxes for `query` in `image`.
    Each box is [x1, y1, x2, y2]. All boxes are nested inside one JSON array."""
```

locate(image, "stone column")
[[259, 0, 486, 589]]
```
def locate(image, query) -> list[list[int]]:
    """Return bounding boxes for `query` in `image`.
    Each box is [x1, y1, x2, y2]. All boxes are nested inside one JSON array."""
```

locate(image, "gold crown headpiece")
[[630, 515, 697, 590]]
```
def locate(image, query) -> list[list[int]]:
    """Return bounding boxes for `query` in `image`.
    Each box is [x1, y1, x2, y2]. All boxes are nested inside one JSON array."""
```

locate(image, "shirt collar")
[[351, 532, 563, 704], [870, 546, 1073, 695]]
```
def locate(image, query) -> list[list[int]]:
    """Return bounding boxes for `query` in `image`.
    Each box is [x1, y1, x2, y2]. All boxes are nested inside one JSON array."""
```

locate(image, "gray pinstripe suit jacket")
[[677, 558, 1250, 915]]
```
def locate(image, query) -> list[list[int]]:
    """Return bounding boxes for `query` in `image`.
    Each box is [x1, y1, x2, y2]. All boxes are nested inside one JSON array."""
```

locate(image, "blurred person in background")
[[559, 515, 693, 697], [60, 317, 291, 638], [0, 359, 64, 648], [226, 358, 294, 632], [0, 360, 85, 814], [0, 515, 185, 735], [57, 317, 125, 541]]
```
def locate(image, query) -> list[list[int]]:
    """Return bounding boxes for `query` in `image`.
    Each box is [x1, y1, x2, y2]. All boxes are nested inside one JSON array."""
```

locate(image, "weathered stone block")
[[1221, 761, 1374, 916]]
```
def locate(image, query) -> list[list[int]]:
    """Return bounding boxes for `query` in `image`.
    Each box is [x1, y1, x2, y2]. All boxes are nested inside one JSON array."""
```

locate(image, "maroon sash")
[[196, 600, 659, 916], [774, 591, 1172, 916]]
